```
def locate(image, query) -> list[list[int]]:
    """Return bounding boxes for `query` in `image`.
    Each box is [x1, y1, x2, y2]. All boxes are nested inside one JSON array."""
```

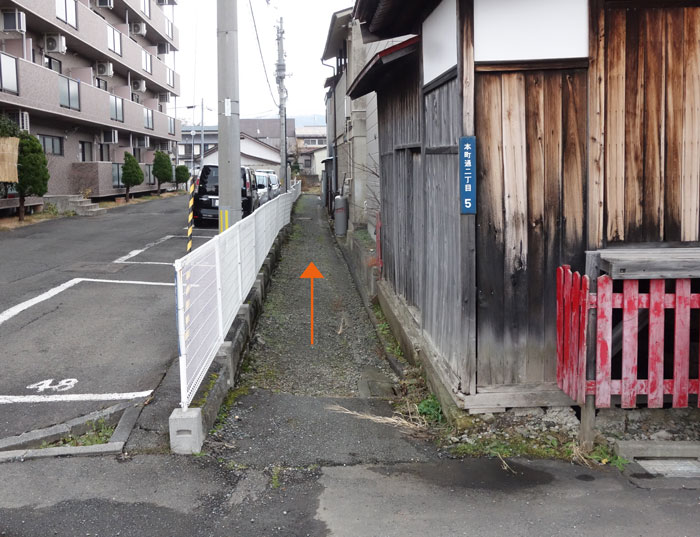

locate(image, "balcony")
[[8, 0, 181, 96], [119, 0, 180, 51], [0, 57, 181, 141]]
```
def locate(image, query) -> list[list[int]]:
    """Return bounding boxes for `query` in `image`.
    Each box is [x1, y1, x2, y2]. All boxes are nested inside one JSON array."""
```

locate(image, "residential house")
[[323, 7, 409, 237], [201, 132, 281, 176], [0, 0, 181, 199], [348, 0, 700, 418]]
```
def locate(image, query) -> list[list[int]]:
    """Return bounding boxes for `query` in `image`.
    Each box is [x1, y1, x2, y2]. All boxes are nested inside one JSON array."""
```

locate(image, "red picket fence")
[[557, 265, 700, 408]]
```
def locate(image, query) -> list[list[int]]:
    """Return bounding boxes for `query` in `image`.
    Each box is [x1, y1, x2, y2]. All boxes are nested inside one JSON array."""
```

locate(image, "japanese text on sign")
[[460, 136, 476, 215]]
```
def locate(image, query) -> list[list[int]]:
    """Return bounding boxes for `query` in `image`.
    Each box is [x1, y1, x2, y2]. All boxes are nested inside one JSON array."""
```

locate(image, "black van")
[[193, 165, 259, 227]]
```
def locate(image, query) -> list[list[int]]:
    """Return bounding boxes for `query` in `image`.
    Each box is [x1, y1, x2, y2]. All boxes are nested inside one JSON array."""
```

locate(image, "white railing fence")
[[174, 181, 301, 408]]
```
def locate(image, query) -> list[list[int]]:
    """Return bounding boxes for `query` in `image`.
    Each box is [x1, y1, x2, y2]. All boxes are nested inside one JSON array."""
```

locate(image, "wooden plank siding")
[[423, 77, 466, 391], [604, 6, 700, 243], [377, 62, 422, 309], [476, 69, 587, 387]]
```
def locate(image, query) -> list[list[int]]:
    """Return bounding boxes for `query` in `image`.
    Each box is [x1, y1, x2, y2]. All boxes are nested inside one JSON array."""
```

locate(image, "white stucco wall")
[[474, 0, 588, 61], [422, 0, 458, 84]]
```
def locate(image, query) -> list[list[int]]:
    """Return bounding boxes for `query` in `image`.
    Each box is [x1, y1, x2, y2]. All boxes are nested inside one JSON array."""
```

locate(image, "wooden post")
[[458, 0, 477, 394], [580, 252, 600, 450]]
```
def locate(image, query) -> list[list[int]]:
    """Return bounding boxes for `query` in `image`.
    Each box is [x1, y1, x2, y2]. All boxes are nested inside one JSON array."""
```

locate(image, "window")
[[165, 18, 173, 38], [59, 75, 80, 110], [44, 56, 62, 74], [168, 117, 175, 135], [178, 144, 185, 156], [0, 52, 18, 94], [166, 68, 174, 88], [99, 143, 110, 162], [39, 135, 63, 155], [79, 141, 92, 162], [141, 0, 151, 19], [112, 163, 123, 187], [133, 147, 142, 162], [56, 0, 77, 29], [109, 95, 124, 122], [141, 50, 152, 73], [95, 78, 107, 91], [304, 158, 312, 168], [143, 108, 154, 130], [107, 25, 122, 56]]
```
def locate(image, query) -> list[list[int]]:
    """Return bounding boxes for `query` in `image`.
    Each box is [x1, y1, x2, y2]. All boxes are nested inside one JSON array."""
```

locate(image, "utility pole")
[[217, 0, 242, 229], [276, 18, 287, 192]]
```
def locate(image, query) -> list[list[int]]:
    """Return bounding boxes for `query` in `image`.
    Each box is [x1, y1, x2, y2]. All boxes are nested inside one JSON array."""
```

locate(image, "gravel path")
[[240, 194, 396, 397]]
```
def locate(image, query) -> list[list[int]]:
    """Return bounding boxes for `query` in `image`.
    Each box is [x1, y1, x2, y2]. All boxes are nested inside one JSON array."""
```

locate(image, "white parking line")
[[113, 235, 174, 263], [0, 278, 174, 327], [0, 390, 153, 404]]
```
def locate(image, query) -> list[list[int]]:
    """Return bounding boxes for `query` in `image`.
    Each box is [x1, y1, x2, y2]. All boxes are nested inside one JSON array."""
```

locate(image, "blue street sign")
[[459, 136, 476, 215]]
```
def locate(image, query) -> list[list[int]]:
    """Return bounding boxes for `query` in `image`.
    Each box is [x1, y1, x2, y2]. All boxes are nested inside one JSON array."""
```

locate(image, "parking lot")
[[0, 195, 215, 440]]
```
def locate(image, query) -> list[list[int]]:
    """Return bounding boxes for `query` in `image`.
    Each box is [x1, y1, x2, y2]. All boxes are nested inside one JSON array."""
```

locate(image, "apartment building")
[[0, 0, 181, 198]]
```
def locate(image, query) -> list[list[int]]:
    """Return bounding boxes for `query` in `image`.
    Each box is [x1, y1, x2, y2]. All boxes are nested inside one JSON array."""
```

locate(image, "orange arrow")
[[300, 262, 324, 345]]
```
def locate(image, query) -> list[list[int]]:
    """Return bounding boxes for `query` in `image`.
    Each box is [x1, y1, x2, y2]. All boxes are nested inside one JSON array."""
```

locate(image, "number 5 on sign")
[[26, 378, 78, 393], [459, 135, 477, 215]]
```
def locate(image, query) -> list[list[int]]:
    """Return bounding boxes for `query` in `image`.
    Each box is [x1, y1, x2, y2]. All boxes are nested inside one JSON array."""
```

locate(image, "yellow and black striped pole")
[[186, 177, 195, 253]]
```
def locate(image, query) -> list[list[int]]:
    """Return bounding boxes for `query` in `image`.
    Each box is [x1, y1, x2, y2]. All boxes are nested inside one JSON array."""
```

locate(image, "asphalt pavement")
[[0, 195, 216, 439]]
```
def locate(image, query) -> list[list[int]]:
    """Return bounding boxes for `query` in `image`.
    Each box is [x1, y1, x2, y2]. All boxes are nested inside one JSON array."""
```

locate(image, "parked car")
[[192, 165, 259, 227], [268, 174, 281, 198], [257, 169, 282, 198], [255, 171, 271, 205]]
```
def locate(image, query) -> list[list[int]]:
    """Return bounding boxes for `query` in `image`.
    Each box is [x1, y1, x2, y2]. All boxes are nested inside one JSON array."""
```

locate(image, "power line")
[[248, 0, 278, 108]]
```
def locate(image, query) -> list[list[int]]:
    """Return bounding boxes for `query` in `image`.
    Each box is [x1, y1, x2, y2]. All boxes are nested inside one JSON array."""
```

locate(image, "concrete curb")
[[615, 440, 700, 459], [0, 400, 142, 454], [0, 442, 125, 463], [0, 400, 147, 462]]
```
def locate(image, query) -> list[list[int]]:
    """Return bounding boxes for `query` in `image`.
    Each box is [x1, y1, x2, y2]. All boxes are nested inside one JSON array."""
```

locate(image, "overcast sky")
[[170, 0, 352, 127]]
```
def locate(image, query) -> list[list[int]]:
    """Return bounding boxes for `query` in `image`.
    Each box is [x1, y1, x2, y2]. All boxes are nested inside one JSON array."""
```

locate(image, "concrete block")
[[254, 276, 265, 301], [615, 440, 700, 460], [236, 304, 252, 328], [169, 408, 205, 454]]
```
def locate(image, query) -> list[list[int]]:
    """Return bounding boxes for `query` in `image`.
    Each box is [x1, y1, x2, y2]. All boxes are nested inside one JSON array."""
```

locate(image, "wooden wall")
[[475, 69, 587, 387], [423, 77, 465, 390], [378, 62, 467, 393], [378, 62, 422, 308], [604, 6, 700, 243]]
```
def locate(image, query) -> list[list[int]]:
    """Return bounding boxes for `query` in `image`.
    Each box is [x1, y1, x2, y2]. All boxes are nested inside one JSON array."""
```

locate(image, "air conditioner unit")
[[96, 61, 113, 77], [102, 129, 118, 144], [96, 0, 114, 8], [0, 9, 26, 33], [129, 22, 147, 37], [158, 92, 170, 104], [131, 79, 146, 93], [44, 34, 67, 54], [135, 135, 150, 148], [157, 42, 170, 55]]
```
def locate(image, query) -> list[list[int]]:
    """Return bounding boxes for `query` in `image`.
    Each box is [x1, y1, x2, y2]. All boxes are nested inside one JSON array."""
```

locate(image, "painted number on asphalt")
[[26, 378, 78, 393]]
